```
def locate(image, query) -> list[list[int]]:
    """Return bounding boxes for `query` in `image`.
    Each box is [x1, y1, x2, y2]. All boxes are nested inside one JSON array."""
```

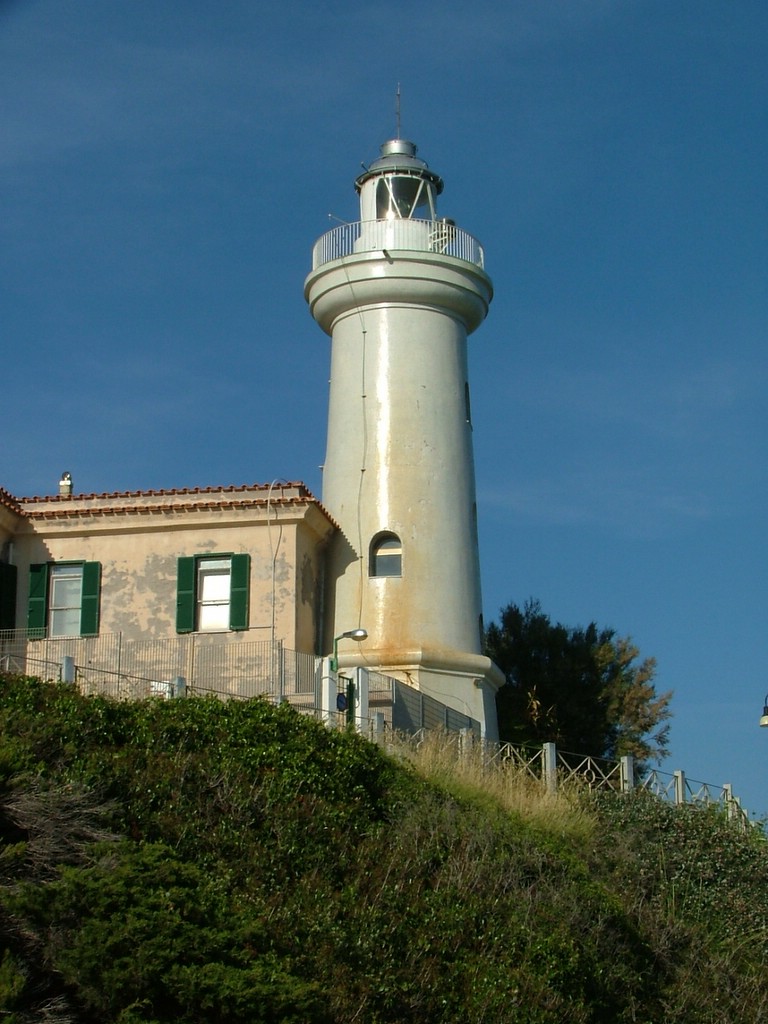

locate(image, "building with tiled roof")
[[0, 479, 333, 655]]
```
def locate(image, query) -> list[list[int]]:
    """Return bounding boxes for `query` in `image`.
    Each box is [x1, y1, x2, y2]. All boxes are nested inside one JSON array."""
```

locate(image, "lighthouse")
[[305, 137, 502, 739]]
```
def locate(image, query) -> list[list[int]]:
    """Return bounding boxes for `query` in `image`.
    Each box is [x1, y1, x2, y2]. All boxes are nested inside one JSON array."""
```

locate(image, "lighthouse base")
[[336, 646, 504, 741]]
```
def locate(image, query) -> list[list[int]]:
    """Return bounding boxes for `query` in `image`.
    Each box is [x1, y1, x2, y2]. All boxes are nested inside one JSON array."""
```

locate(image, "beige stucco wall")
[[0, 503, 22, 553], [7, 487, 334, 654]]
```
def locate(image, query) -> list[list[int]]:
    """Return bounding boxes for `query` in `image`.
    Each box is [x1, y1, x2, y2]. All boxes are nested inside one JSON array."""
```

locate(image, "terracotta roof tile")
[[20, 493, 338, 529], [5, 481, 338, 531], [19, 481, 311, 503], [0, 488, 24, 516]]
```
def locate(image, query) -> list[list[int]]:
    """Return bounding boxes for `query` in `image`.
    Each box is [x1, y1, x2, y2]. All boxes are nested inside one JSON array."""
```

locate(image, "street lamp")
[[759, 693, 768, 728], [330, 628, 368, 673]]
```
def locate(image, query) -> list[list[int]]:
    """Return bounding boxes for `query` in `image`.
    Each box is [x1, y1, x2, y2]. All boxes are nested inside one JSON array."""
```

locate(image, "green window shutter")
[[27, 563, 49, 635], [176, 556, 196, 634], [229, 553, 250, 631], [0, 563, 17, 630], [80, 562, 101, 637]]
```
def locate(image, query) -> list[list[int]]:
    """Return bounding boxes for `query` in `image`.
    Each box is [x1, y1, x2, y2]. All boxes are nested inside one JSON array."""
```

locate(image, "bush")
[[2, 673, 767, 1023]]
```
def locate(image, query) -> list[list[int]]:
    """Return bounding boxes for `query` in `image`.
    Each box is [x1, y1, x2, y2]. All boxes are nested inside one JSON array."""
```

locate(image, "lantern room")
[[355, 138, 444, 222]]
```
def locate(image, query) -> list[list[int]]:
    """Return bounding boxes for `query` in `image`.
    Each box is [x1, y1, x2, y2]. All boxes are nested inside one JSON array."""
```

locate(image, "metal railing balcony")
[[311, 218, 485, 271]]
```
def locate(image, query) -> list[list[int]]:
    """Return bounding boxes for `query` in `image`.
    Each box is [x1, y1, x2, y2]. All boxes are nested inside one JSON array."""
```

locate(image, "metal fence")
[[0, 629, 317, 705], [311, 219, 485, 270], [639, 766, 748, 822], [391, 678, 481, 738], [361, 669, 481, 736], [402, 733, 754, 828], [0, 628, 753, 826], [0, 629, 480, 735]]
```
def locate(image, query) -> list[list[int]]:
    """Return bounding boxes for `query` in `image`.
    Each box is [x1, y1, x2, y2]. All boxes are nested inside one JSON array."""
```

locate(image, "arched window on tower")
[[370, 533, 402, 577]]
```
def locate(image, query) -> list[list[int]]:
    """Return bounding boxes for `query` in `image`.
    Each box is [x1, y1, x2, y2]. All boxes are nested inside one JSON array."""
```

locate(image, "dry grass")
[[383, 729, 596, 843]]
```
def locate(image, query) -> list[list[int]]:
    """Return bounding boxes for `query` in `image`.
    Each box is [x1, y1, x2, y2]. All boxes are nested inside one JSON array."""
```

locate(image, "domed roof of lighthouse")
[[355, 138, 444, 195]]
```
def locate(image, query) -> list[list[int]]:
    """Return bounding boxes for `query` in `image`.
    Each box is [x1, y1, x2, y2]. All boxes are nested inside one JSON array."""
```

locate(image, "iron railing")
[[311, 219, 485, 270], [640, 767, 748, 822], [0, 629, 479, 734], [401, 732, 755, 828], [0, 629, 316, 705], [0, 628, 754, 827]]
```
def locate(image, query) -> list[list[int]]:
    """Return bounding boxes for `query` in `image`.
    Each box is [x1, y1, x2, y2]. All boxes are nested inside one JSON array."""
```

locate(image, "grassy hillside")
[[1, 674, 767, 1024]]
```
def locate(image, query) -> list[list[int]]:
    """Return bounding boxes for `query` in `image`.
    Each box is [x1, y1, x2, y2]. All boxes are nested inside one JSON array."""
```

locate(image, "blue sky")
[[2, 1, 767, 816]]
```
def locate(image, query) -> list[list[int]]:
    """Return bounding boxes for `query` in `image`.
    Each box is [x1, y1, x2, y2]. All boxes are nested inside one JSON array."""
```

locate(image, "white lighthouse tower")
[[305, 137, 502, 738]]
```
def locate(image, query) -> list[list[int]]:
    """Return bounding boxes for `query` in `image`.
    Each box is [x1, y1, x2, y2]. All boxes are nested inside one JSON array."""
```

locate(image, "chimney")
[[59, 472, 72, 496]]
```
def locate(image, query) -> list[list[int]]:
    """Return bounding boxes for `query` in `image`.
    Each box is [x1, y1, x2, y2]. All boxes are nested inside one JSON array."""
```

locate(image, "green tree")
[[485, 599, 672, 765]]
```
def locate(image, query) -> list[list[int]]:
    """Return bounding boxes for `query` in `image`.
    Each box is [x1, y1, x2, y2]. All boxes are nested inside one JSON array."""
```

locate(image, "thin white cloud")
[[480, 463, 717, 538], [476, 343, 768, 525], [0, 9, 336, 171], [500, 347, 765, 445]]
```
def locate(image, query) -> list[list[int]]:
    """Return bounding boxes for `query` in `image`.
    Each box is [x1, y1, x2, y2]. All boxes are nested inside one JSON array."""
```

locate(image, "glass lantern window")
[[376, 176, 435, 220]]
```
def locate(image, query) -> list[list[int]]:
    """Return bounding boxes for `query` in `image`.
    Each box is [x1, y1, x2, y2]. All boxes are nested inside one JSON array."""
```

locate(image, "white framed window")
[[28, 562, 101, 638], [176, 553, 250, 634], [197, 557, 232, 632], [49, 564, 84, 638]]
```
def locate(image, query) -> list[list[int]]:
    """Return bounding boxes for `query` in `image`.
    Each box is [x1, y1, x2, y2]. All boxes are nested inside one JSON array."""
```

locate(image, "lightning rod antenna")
[[395, 83, 401, 139]]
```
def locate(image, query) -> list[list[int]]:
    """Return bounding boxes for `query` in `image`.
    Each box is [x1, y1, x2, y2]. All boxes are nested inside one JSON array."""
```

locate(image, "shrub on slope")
[[1, 674, 767, 1023]]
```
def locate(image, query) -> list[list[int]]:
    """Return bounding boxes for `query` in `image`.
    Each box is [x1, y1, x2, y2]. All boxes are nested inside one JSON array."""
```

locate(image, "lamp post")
[[759, 694, 768, 728], [330, 628, 368, 673], [331, 628, 368, 728]]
